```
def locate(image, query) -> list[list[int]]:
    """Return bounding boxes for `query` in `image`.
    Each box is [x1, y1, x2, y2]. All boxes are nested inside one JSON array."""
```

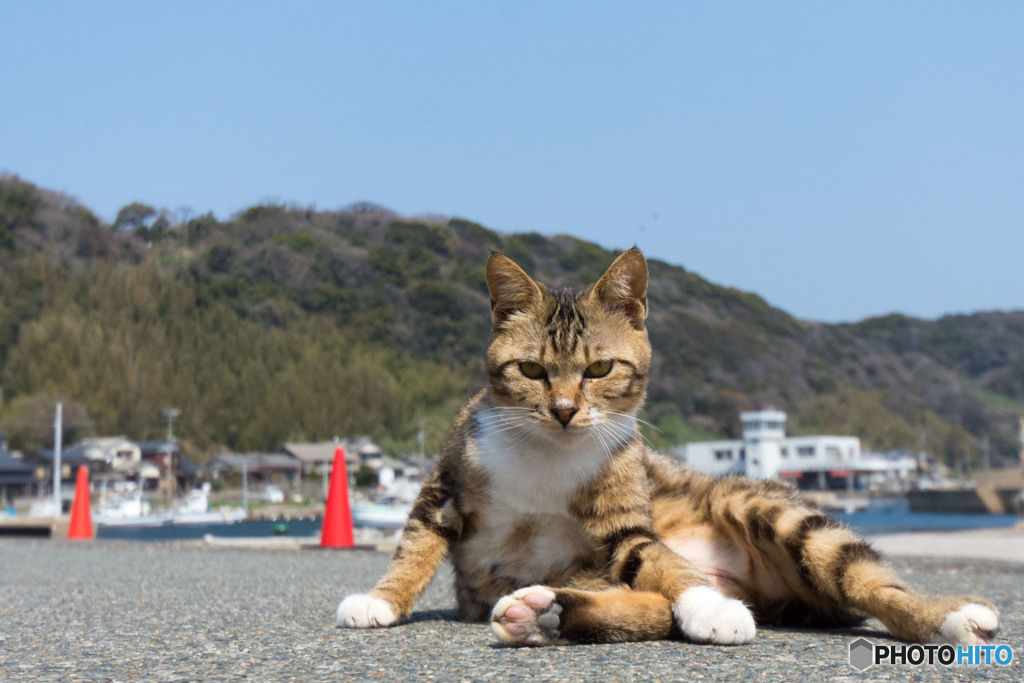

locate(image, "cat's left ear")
[[592, 247, 648, 330]]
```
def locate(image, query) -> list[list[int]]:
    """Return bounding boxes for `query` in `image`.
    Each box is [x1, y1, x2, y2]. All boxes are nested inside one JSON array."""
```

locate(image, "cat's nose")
[[550, 399, 578, 427]]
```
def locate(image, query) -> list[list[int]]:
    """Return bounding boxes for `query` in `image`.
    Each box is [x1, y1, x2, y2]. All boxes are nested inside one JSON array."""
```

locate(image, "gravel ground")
[[1, 539, 1021, 682]]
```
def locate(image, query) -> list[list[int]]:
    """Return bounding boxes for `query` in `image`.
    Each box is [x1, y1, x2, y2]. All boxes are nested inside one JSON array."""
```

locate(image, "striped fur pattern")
[[337, 248, 998, 647]]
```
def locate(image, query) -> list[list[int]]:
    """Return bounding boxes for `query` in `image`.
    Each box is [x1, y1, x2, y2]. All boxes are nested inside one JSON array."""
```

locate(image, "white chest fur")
[[471, 412, 627, 515], [461, 415, 624, 582]]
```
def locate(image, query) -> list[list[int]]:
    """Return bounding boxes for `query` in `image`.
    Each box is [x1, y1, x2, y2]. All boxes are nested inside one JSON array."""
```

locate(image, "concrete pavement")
[[1, 535, 1022, 681], [869, 524, 1024, 563]]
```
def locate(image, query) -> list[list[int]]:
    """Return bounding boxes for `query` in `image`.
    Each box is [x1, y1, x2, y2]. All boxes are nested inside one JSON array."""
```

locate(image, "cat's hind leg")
[[666, 475, 1001, 645], [769, 507, 999, 644], [491, 586, 569, 646], [491, 585, 674, 646], [491, 583, 755, 646]]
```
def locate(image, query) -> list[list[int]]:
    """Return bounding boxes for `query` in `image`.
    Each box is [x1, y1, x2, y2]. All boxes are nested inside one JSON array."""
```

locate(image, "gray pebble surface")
[[1, 539, 1021, 682]]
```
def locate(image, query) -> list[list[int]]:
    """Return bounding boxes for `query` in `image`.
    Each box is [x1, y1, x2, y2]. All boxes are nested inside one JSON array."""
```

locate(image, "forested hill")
[[1, 174, 1022, 467]]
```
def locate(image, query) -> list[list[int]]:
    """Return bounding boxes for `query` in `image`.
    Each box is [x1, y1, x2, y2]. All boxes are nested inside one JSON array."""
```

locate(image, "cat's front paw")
[[673, 585, 756, 645], [336, 593, 398, 628], [491, 586, 568, 646], [931, 602, 998, 645]]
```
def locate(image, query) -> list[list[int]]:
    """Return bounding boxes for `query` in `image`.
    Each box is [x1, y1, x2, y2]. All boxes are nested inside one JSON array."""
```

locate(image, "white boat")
[[28, 499, 60, 518], [170, 485, 247, 526], [823, 498, 871, 514], [93, 491, 171, 528], [95, 485, 246, 527], [351, 502, 411, 529]]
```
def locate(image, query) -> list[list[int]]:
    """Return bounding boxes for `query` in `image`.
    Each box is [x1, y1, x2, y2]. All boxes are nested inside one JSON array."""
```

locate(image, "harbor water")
[[97, 517, 327, 542], [832, 499, 1020, 535], [94, 500, 1021, 542]]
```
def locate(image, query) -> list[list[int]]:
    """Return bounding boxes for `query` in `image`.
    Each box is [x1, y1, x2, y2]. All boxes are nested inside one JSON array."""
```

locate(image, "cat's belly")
[[456, 504, 597, 598], [660, 529, 749, 593], [660, 525, 790, 600]]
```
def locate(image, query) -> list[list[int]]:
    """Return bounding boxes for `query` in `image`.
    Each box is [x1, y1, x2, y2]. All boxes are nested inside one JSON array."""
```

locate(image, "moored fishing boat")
[[170, 486, 247, 525], [95, 485, 246, 527], [93, 490, 171, 528], [351, 502, 411, 529]]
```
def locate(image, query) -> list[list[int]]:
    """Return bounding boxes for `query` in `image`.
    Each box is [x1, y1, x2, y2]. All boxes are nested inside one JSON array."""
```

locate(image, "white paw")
[[673, 585, 756, 645], [336, 593, 398, 628], [491, 585, 566, 646], [931, 603, 998, 645]]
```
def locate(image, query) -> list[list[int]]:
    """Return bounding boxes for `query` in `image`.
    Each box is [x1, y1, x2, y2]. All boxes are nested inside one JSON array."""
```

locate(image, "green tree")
[[0, 394, 91, 451], [114, 202, 156, 231]]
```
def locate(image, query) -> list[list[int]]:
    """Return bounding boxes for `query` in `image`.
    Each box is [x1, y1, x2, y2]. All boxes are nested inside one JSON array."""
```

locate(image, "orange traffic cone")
[[67, 466, 94, 540], [320, 446, 355, 548]]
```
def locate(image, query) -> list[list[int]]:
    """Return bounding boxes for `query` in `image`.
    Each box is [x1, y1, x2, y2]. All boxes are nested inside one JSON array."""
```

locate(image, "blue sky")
[[2, 1, 1021, 323]]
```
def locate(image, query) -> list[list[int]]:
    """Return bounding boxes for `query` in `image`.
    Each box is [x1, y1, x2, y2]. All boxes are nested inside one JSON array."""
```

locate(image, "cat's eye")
[[519, 361, 547, 380], [585, 360, 614, 378]]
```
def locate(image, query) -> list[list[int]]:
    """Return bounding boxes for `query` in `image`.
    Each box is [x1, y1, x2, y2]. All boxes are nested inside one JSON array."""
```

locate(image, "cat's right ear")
[[486, 253, 542, 330]]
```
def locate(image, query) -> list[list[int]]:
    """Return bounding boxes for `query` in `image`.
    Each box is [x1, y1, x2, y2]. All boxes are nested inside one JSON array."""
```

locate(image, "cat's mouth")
[[538, 417, 593, 445], [549, 423, 585, 437]]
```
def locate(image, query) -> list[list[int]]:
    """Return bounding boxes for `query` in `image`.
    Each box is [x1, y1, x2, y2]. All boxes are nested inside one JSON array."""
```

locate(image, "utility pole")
[[328, 436, 339, 503], [163, 408, 180, 502], [1018, 416, 1024, 469], [1019, 416, 1024, 470], [241, 457, 248, 514], [417, 420, 427, 474], [52, 402, 62, 519], [1018, 417, 1023, 516]]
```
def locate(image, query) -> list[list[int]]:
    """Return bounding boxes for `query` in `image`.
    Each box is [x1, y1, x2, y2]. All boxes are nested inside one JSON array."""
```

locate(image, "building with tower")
[[678, 409, 914, 491]]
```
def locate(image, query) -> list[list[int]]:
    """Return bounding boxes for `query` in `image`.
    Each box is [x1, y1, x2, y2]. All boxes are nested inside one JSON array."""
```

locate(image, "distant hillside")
[[1, 174, 1021, 467]]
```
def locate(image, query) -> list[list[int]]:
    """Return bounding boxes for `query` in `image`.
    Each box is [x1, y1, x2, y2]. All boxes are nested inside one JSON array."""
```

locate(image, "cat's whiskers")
[[592, 409, 658, 451], [478, 402, 650, 456], [605, 420, 639, 453], [477, 407, 533, 416], [478, 423, 528, 440], [475, 416, 531, 440], [476, 412, 528, 427], [480, 406, 604, 446], [606, 421, 656, 452], [474, 408, 549, 448], [598, 409, 659, 446], [476, 408, 536, 428], [599, 409, 662, 434], [590, 422, 618, 460]]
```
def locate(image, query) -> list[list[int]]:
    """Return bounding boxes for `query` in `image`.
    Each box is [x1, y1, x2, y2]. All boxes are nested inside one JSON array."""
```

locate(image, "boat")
[[351, 502, 411, 529], [27, 499, 59, 518], [801, 490, 870, 514], [823, 496, 871, 514], [93, 490, 171, 528], [95, 485, 246, 528], [170, 485, 247, 525]]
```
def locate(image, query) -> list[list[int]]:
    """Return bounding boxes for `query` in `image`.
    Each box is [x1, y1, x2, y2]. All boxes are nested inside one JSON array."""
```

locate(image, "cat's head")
[[483, 248, 651, 447]]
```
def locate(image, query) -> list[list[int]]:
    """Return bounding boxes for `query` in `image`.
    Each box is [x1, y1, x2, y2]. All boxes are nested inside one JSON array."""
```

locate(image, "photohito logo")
[[849, 638, 1013, 671]]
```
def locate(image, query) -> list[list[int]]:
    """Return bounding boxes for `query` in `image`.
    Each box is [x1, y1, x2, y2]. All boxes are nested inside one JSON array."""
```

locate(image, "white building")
[[678, 410, 914, 491]]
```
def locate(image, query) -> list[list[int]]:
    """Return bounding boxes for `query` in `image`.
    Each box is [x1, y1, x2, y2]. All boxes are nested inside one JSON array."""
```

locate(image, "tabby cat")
[[337, 248, 998, 647]]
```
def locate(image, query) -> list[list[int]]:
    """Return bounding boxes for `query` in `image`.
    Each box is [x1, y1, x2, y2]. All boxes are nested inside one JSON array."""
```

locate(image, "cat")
[[337, 247, 998, 647]]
